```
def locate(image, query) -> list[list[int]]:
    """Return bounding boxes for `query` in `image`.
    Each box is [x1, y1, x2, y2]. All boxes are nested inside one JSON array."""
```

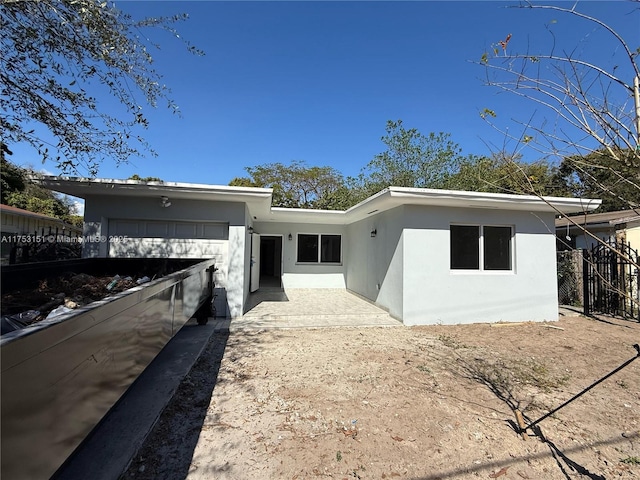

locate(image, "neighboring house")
[[39, 176, 600, 325], [0, 203, 82, 264], [555, 209, 640, 252]]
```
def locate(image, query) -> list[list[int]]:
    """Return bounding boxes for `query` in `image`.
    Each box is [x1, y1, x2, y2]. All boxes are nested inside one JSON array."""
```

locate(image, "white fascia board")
[[36, 176, 272, 198], [344, 187, 601, 221]]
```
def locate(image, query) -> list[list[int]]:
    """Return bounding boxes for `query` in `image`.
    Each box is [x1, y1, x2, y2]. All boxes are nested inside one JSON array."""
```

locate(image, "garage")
[[107, 218, 229, 259]]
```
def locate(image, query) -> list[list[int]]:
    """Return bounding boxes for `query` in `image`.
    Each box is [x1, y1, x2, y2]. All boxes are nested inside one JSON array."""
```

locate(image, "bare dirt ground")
[[123, 312, 640, 480]]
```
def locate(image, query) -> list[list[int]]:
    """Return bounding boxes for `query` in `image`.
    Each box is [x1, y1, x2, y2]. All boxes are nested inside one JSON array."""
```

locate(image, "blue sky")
[[8, 0, 638, 189]]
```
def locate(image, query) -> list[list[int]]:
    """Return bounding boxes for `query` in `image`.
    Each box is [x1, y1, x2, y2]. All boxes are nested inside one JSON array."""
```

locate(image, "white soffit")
[[36, 176, 274, 219]]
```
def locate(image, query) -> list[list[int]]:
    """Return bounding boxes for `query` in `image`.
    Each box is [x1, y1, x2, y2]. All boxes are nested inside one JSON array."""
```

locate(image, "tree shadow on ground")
[[408, 433, 631, 480], [452, 353, 607, 480]]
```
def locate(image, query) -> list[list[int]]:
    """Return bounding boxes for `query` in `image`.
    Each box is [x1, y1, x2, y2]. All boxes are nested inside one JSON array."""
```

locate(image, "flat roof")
[[36, 176, 274, 220], [267, 187, 601, 224], [37, 177, 601, 225]]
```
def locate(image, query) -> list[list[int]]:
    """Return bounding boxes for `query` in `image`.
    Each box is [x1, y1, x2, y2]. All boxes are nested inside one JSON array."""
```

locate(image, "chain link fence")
[[557, 250, 583, 307]]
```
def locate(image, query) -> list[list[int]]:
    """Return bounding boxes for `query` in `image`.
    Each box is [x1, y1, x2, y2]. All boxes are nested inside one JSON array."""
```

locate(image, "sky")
[[7, 0, 639, 194]]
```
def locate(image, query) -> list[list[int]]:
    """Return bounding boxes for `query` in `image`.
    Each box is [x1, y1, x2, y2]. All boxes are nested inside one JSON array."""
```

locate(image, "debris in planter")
[[1, 310, 40, 334], [106, 275, 121, 290], [1, 259, 205, 335], [65, 298, 79, 309], [46, 305, 73, 320], [2, 272, 157, 331]]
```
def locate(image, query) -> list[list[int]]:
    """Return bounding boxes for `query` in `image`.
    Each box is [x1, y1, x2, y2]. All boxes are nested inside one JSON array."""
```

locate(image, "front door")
[[259, 235, 283, 288], [250, 233, 260, 292]]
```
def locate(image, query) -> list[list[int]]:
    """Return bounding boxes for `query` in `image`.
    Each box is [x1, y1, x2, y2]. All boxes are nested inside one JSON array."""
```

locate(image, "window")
[[483, 226, 512, 270], [297, 234, 319, 263], [297, 234, 341, 264], [450, 224, 512, 271]]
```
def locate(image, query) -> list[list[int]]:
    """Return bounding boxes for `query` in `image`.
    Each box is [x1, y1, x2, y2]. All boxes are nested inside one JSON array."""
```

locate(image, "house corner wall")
[[227, 223, 247, 318], [345, 207, 404, 320]]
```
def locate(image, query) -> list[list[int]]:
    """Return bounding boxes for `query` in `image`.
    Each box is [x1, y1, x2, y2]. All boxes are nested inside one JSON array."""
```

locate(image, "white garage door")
[[109, 219, 228, 240], [107, 219, 229, 259]]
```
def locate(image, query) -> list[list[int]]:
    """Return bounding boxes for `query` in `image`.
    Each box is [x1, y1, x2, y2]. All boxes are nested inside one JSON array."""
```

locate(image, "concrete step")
[[223, 314, 401, 331]]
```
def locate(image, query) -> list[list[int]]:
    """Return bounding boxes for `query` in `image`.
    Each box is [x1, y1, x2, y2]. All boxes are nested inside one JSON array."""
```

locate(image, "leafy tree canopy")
[[230, 121, 576, 211], [128, 174, 163, 183], [359, 120, 464, 195], [1, 0, 202, 177], [1, 149, 81, 226], [555, 148, 640, 213], [230, 160, 351, 210], [444, 152, 567, 198]]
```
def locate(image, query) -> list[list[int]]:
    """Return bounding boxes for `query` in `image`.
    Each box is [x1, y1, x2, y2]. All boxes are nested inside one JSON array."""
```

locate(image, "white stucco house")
[[39, 176, 600, 325]]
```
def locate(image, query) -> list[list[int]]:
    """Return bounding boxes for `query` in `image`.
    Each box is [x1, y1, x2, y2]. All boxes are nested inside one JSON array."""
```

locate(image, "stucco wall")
[[82, 195, 248, 317], [345, 206, 404, 320], [253, 221, 347, 288], [575, 230, 616, 250], [623, 222, 640, 253], [401, 205, 558, 325]]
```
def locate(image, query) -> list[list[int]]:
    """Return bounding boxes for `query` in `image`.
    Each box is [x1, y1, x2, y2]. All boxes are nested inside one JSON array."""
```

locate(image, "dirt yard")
[[123, 313, 640, 480]]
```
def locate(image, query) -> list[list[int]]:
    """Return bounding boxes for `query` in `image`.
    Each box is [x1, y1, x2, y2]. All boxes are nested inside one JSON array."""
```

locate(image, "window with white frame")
[[450, 224, 513, 271], [297, 233, 341, 264]]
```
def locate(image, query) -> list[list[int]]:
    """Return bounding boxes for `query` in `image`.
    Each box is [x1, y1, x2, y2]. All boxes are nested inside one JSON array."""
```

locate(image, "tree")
[[230, 160, 351, 210], [478, 2, 639, 214], [360, 120, 464, 195], [444, 152, 566, 197], [555, 148, 640, 213], [128, 174, 164, 183], [1, 154, 80, 225], [1, 143, 26, 199], [1, 0, 202, 177]]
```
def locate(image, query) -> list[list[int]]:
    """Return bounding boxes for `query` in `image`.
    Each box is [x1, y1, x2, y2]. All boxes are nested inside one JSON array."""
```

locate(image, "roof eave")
[[346, 187, 601, 219]]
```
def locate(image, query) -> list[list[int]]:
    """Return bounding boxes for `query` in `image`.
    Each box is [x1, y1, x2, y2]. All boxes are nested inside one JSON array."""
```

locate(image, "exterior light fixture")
[[160, 196, 171, 208], [371, 229, 377, 238], [288, 233, 293, 241]]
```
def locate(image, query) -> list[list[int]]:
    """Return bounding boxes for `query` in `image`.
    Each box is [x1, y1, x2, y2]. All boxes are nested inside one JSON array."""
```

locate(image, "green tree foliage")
[[478, 3, 639, 213], [229, 160, 351, 210], [555, 148, 640, 213], [128, 174, 163, 183], [444, 153, 566, 197], [1, 0, 202, 177], [230, 121, 574, 212], [1, 144, 25, 199], [360, 120, 464, 194], [1, 154, 80, 225]]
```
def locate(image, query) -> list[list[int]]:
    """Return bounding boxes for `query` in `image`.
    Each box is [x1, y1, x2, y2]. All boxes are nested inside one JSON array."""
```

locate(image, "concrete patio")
[[215, 288, 402, 331]]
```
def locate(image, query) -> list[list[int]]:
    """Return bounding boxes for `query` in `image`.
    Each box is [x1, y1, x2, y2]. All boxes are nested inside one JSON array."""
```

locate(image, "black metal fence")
[[583, 240, 639, 321], [1, 226, 82, 264]]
